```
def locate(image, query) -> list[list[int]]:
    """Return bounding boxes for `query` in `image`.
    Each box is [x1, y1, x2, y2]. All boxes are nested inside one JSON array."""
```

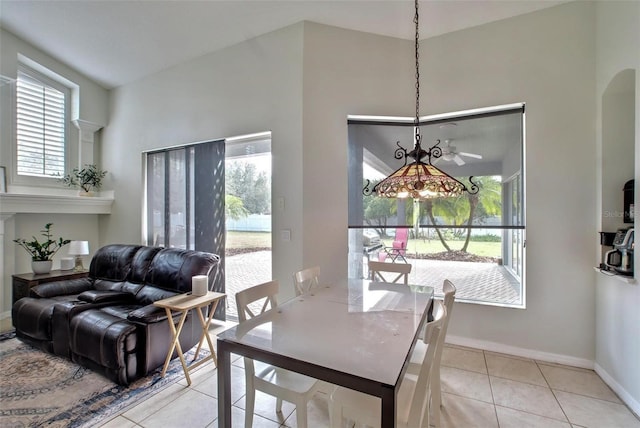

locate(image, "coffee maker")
[[605, 228, 634, 276]]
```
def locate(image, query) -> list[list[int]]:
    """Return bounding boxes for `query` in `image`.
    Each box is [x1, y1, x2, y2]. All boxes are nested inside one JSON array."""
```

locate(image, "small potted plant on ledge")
[[59, 164, 107, 196], [14, 223, 71, 274]]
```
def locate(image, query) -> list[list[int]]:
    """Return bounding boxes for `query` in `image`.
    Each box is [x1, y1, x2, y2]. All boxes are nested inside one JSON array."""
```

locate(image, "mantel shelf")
[[593, 267, 637, 284], [0, 191, 114, 215]]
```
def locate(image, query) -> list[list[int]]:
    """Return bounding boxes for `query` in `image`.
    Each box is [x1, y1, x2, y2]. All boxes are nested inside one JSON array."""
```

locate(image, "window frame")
[[348, 103, 526, 308]]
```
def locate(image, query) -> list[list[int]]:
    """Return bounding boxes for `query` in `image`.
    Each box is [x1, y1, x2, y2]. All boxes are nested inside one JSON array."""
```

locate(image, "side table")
[[12, 269, 89, 305], [153, 291, 226, 386]]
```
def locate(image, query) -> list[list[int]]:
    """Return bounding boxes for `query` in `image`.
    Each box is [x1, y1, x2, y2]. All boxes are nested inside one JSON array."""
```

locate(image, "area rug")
[[0, 331, 211, 427]]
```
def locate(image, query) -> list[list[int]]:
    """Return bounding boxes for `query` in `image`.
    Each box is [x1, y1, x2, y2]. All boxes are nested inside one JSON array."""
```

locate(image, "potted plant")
[[14, 223, 71, 274], [59, 164, 107, 196]]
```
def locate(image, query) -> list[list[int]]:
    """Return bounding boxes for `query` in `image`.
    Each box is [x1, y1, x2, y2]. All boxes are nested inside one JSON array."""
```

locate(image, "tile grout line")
[[482, 349, 501, 428], [535, 359, 572, 425]]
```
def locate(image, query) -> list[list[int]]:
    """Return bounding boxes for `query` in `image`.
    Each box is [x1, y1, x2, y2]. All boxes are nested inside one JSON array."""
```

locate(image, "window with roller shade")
[[348, 104, 525, 307], [16, 67, 68, 178]]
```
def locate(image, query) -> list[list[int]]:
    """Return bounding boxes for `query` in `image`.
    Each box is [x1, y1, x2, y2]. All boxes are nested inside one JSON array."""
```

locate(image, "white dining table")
[[216, 278, 434, 427]]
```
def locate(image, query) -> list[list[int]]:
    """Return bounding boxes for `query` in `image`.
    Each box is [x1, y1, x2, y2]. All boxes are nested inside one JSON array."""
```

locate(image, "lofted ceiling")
[[0, 0, 568, 89]]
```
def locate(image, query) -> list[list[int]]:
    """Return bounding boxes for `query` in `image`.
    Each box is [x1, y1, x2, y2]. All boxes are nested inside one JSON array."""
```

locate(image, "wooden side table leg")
[[193, 300, 219, 365], [205, 300, 218, 367], [161, 308, 192, 386]]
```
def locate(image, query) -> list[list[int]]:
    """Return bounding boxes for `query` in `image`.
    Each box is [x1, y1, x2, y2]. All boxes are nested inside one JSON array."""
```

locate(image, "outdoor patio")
[[224, 250, 522, 320]]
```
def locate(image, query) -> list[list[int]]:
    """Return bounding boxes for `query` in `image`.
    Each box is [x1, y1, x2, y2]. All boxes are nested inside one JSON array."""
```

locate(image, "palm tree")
[[426, 176, 502, 252]]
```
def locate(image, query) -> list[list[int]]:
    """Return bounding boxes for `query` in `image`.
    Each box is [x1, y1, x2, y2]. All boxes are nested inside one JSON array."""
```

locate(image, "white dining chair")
[[292, 266, 336, 398], [368, 260, 412, 284], [408, 279, 456, 427], [328, 300, 447, 428], [293, 266, 320, 296], [236, 280, 321, 428]]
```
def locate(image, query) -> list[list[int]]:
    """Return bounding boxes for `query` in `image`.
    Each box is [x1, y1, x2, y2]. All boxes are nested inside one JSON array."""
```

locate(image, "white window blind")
[[16, 69, 66, 177]]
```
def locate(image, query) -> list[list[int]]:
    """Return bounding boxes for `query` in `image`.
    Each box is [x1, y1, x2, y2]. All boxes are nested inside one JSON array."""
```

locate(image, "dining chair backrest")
[[441, 279, 456, 337], [329, 299, 447, 428], [368, 260, 412, 284], [293, 266, 320, 296], [235, 280, 279, 322], [407, 300, 447, 428]]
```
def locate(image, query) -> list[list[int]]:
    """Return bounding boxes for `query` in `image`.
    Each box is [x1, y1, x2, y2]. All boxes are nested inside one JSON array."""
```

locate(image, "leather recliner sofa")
[[12, 244, 220, 385]]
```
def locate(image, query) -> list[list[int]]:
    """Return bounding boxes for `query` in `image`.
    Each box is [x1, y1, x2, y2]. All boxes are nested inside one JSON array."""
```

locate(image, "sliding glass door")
[[145, 139, 226, 317]]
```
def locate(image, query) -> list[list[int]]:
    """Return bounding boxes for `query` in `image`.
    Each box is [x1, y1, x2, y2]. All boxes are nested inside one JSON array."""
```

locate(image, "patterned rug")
[[0, 331, 211, 427]]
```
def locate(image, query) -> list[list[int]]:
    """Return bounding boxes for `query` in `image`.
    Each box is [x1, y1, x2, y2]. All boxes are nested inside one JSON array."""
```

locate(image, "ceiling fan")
[[437, 139, 483, 166]]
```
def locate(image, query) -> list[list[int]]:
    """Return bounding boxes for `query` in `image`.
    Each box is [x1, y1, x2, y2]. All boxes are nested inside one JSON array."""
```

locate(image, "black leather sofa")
[[12, 244, 220, 385]]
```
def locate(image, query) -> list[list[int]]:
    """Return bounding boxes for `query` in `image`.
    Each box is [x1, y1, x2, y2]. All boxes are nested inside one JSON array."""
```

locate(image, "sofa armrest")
[[128, 305, 182, 324], [78, 290, 135, 304], [31, 278, 93, 298]]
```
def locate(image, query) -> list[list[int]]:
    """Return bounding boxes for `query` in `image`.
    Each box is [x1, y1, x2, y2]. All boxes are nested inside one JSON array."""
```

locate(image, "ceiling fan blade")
[[459, 151, 483, 159], [453, 155, 465, 166]]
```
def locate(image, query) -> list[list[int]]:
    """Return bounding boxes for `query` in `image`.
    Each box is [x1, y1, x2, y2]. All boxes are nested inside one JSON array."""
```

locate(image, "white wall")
[[6, 2, 637, 410], [102, 23, 306, 292], [102, 3, 601, 362], [300, 3, 599, 361], [594, 0, 640, 415], [302, 22, 413, 283], [0, 29, 109, 317]]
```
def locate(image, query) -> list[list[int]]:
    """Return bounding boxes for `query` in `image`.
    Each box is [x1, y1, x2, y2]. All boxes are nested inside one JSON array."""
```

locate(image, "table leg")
[[160, 308, 192, 386], [380, 385, 396, 427], [217, 340, 231, 427], [193, 300, 219, 365]]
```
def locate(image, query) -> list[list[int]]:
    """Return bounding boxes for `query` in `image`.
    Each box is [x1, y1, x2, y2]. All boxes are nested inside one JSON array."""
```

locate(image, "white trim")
[[446, 334, 594, 369], [348, 102, 525, 124], [0, 190, 114, 215], [595, 363, 640, 418]]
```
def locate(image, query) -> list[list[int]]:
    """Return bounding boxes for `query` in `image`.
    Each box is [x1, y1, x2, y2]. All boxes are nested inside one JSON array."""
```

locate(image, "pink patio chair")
[[379, 227, 410, 263]]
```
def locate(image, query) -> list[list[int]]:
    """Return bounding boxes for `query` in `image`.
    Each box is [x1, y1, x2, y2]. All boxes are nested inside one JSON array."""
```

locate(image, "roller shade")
[[348, 105, 525, 230]]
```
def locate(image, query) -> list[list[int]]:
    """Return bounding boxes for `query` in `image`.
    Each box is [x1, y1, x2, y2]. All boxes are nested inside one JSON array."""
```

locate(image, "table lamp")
[[68, 241, 89, 272]]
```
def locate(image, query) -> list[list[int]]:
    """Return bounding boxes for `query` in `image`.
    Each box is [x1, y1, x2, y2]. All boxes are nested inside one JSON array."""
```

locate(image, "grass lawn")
[[226, 231, 271, 249], [227, 231, 499, 259], [383, 238, 502, 258]]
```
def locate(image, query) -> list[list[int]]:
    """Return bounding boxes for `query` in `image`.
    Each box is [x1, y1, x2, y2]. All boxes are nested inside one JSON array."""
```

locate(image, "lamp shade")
[[68, 240, 89, 256]]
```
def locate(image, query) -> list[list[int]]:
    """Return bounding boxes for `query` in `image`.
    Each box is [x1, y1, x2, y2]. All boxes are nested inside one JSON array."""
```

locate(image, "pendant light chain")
[[362, 0, 479, 200], [414, 0, 421, 143]]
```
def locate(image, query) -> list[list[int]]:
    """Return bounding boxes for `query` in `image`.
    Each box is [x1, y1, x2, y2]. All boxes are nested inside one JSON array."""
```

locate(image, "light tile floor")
[[98, 328, 640, 428]]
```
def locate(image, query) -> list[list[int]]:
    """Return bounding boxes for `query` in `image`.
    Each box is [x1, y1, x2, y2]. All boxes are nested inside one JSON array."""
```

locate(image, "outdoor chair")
[[380, 227, 410, 263]]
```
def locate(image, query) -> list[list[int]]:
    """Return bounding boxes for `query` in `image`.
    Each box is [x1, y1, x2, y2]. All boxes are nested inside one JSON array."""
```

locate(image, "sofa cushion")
[[145, 248, 217, 294], [12, 298, 56, 341], [129, 246, 163, 283], [128, 305, 177, 324], [100, 304, 144, 320], [30, 278, 93, 298], [69, 309, 137, 384], [135, 285, 179, 306], [78, 290, 136, 304], [89, 244, 144, 281]]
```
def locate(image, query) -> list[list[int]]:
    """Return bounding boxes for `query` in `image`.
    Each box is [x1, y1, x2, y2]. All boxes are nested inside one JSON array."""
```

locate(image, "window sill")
[[0, 188, 114, 215], [593, 266, 636, 284]]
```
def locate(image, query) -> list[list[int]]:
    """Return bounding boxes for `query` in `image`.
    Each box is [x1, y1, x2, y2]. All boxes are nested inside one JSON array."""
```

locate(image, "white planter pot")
[[32, 260, 53, 275]]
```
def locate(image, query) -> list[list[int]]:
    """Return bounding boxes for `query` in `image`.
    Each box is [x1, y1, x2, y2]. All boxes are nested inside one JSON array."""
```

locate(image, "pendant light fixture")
[[363, 0, 479, 200]]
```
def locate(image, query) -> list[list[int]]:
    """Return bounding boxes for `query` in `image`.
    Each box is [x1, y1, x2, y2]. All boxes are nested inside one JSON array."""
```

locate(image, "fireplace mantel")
[[0, 190, 114, 215]]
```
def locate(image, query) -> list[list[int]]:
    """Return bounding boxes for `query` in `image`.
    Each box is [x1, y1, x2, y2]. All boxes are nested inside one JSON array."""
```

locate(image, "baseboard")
[[446, 334, 594, 369], [595, 363, 640, 418]]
